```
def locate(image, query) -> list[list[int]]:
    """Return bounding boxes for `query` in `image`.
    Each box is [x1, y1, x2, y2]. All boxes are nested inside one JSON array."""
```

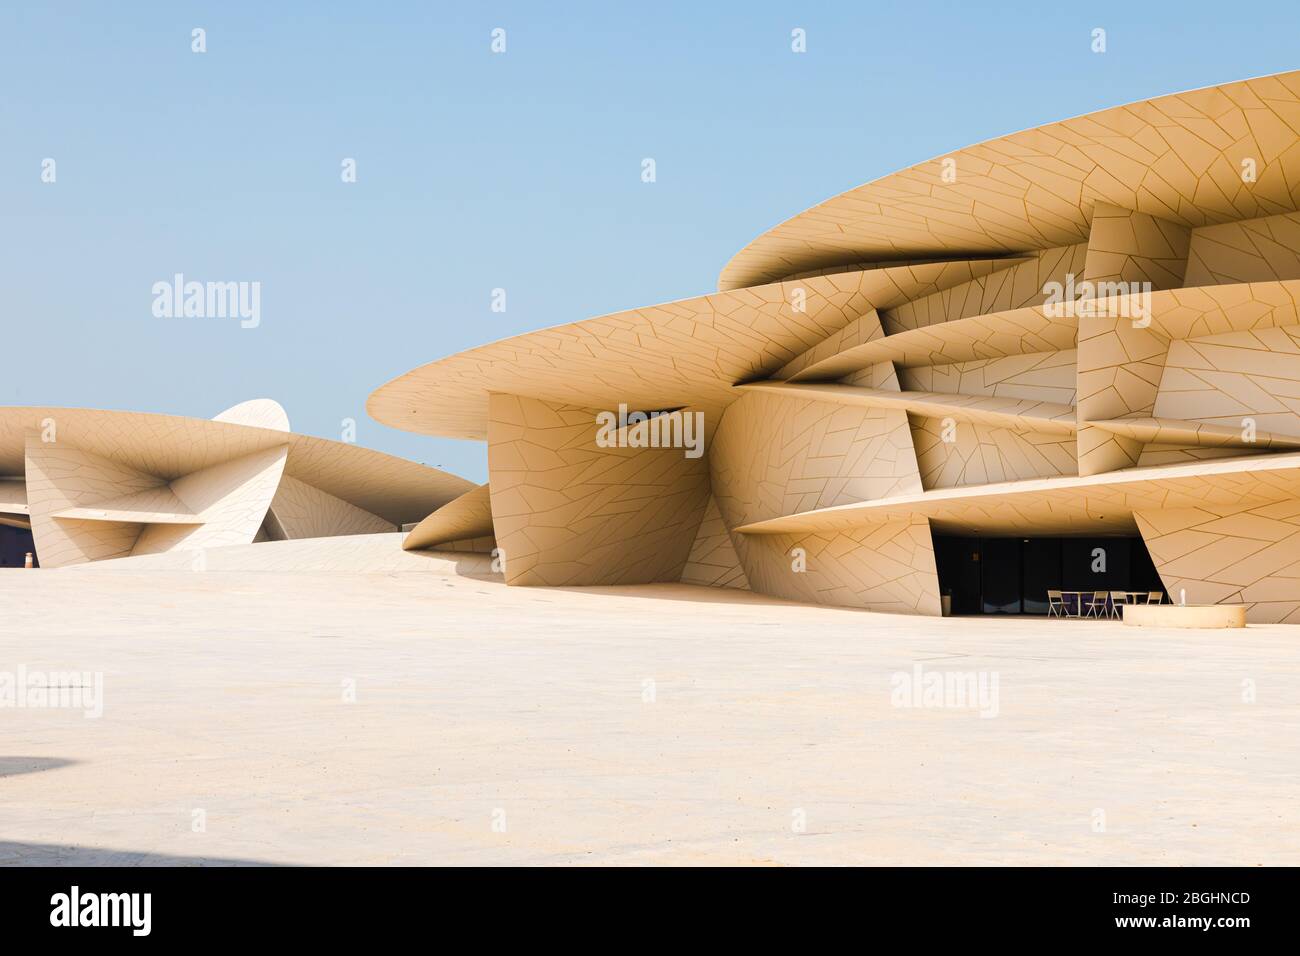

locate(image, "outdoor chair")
[[1083, 590, 1110, 618], [1108, 590, 1128, 619], [1147, 591, 1164, 605], [1047, 589, 1066, 618]]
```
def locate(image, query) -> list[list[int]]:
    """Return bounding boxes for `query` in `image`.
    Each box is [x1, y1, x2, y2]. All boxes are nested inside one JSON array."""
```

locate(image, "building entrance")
[[0, 523, 37, 568], [933, 535, 1163, 615]]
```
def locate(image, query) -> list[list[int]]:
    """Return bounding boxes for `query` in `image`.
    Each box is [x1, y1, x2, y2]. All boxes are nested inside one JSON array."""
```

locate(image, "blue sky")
[[3, 2, 1297, 482]]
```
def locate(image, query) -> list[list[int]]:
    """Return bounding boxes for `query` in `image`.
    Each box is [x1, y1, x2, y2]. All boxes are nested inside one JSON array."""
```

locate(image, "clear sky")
[[3, 2, 1297, 482]]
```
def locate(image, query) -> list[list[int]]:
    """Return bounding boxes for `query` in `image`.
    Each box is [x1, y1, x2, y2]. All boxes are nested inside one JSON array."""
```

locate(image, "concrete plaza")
[[1, 547, 1296, 866]]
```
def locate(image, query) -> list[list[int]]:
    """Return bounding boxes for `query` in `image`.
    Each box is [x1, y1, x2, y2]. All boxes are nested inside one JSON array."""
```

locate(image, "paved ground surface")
[[1, 552, 1298, 865]]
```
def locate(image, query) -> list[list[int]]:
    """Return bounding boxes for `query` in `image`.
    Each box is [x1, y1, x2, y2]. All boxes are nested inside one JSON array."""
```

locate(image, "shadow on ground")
[[0, 841, 285, 866], [0, 756, 77, 778]]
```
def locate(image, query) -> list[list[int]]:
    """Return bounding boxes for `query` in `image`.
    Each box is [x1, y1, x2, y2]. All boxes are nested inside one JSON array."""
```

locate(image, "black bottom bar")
[[0, 865, 1288, 942]]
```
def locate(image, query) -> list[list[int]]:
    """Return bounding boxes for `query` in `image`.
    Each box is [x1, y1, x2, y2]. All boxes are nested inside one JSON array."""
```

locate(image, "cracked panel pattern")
[[679, 495, 750, 590], [131, 446, 288, 557], [721, 72, 1300, 290], [910, 416, 1078, 489], [730, 518, 941, 615], [1184, 210, 1300, 286], [371, 72, 1300, 622], [24, 438, 288, 565], [269, 473, 396, 541], [486, 393, 711, 587], [25, 433, 164, 566], [901, 350, 1078, 405], [1082, 203, 1191, 290], [403, 483, 494, 551], [1135, 500, 1300, 624], [368, 260, 1022, 441], [1077, 280, 1300, 474], [710, 390, 922, 527], [737, 382, 1076, 434], [882, 245, 1088, 333], [211, 398, 291, 432], [789, 305, 1079, 381], [709, 389, 934, 611], [3, 404, 469, 567]]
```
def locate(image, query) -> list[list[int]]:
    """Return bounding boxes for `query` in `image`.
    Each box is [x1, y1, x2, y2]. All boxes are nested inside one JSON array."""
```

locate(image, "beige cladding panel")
[[721, 72, 1300, 290], [1076, 315, 1170, 476], [486, 393, 711, 587], [367, 259, 1027, 441], [776, 308, 886, 380], [911, 417, 1077, 489], [901, 351, 1078, 405], [735, 453, 1300, 543], [430, 534, 497, 554], [131, 445, 287, 556], [1185, 211, 1300, 286], [403, 483, 495, 551], [281, 434, 471, 526], [2, 408, 284, 480], [1135, 501, 1300, 624], [679, 495, 750, 590], [2, 403, 469, 567], [1154, 325, 1300, 436], [1082, 203, 1191, 290], [789, 305, 1080, 381], [840, 361, 903, 391], [732, 519, 941, 615], [269, 473, 396, 541], [709, 390, 922, 529], [708, 389, 936, 612], [882, 244, 1088, 334], [25, 433, 161, 567], [736, 381, 1077, 434], [212, 398, 292, 432]]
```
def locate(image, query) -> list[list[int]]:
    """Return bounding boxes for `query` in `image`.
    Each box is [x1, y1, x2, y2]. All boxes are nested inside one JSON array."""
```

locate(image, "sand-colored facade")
[[0, 400, 472, 567], [369, 71, 1300, 624]]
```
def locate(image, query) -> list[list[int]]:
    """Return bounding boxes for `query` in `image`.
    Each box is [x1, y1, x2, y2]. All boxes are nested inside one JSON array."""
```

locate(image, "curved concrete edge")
[[718, 71, 1300, 290], [403, 483, 493, 551], [1123, 604, 1246, 628], [55, 532, 502, 578], [212, 398, 291, 432]]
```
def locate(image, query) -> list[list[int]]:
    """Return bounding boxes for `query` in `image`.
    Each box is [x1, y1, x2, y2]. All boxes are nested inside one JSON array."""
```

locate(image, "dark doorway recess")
[[0, 524, 37, 568], [933, 534, 1162, 616]]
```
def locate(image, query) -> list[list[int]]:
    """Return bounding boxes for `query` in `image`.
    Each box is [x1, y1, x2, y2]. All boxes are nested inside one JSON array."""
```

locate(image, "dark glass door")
[[1021, 538, 1062, 615], [0, 524, 37, 567], [980, 538, 1022, 614], [934, 536, 981, 615]]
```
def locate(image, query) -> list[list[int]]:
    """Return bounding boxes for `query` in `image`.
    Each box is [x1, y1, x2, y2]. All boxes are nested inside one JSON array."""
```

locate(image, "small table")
[[1059, 590, 1086, 617]]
